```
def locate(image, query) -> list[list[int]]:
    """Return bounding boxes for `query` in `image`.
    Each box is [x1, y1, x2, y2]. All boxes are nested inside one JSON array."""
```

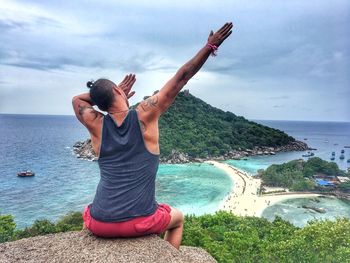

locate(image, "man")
[[72, 22, 233, 249]]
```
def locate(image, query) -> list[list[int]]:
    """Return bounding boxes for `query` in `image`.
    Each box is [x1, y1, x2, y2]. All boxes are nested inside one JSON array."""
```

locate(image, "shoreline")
[[206, 160, 324, 217], [72, 139, 312, 164]]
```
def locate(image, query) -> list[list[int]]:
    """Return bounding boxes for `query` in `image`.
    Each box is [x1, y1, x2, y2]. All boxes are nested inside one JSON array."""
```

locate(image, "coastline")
[[206, 160, 324, 217], [72, 139, 312, 163]]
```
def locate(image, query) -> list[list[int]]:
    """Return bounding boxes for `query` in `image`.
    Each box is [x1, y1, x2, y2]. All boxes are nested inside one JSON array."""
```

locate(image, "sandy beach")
[[205, 160, 323, 217]]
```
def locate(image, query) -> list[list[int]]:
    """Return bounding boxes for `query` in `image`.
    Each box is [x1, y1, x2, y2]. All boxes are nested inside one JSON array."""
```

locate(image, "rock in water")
[[0, 230, 217, 263], [73, 139, 97, 161]]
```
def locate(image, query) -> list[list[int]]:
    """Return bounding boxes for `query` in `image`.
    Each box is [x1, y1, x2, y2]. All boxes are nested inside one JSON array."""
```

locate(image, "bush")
[[13, 211, 83, 240], [56, 211, 84, 232], [0, 214, 16, 243]]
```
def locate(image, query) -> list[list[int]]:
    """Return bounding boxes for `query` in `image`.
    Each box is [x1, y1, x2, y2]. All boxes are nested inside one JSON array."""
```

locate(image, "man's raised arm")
[[137, 22, 233, 120], [72, 92, 101, 129]]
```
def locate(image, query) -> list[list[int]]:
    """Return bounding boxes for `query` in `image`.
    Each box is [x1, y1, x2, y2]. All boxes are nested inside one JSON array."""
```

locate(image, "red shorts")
[[82, 203, 172, 238]]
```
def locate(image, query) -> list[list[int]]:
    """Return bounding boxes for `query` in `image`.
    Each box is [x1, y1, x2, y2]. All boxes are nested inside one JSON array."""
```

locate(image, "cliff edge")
[[0, 230, 216, 263]]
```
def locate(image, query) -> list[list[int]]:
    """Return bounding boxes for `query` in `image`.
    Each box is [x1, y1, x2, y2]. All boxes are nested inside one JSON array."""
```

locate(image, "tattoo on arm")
[[140, 96, 159, 112], [78, 104, 96, 117]]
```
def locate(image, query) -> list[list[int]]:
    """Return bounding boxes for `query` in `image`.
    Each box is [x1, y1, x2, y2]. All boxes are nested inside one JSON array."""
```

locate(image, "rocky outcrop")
[[161, 150, 190, 164], [159, 140, 311, 163], [73, 139, 97, 161], [73, 139, 312, 164], [0, 230, 216, 263]]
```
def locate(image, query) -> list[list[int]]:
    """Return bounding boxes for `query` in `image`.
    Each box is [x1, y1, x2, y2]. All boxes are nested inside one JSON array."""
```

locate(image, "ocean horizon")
[[2, 112, 350, 123], [0, 113, 349, 229]]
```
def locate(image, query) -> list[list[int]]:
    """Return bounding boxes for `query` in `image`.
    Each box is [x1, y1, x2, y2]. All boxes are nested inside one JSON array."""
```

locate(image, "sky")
[[0, 0, 349, 121]]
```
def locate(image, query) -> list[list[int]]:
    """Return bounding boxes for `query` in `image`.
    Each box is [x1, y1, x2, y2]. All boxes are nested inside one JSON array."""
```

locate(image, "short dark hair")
[[87, 79, 116, 111]]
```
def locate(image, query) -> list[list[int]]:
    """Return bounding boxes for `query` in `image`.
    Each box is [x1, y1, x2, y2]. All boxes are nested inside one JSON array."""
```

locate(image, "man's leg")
[[163, 206, 184, 250]]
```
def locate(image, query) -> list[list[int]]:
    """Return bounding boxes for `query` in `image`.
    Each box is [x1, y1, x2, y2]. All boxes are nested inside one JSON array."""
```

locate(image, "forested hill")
[[139, 90, 296, 158]]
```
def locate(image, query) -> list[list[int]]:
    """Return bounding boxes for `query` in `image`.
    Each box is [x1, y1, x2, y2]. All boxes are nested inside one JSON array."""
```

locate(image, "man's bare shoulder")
[[79, 106, 104, 136]]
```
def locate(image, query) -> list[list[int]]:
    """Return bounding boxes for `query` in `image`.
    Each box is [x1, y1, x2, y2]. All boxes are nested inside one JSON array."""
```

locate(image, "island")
[[73, 90, 311, 163], [258, 157, 350, 199], [207, 157, 350, 218]]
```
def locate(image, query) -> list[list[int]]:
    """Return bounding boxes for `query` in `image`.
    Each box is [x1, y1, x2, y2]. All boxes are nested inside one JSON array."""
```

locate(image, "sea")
[[0, 114, 349, 229]]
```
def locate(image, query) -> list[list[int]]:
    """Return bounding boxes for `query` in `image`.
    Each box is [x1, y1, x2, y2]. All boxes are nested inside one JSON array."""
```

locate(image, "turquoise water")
[[262, 197, 350, 227], [156, 163, 232, 216]]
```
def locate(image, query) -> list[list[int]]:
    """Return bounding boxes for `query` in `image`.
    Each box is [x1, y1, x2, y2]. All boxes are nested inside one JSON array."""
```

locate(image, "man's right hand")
[[137, 22, 234, 122], [207, 22, 233, 47], [118, 74, 136, 99]]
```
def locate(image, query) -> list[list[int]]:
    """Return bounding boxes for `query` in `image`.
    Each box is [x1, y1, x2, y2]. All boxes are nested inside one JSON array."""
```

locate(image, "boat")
[[347, 159, 350, 163], [344, 146, 350, 148], [341, 149, 345, 154], [330, 156, 335, 161], [303, 138, 308, 140], [302, 151, 315, 157], [332, 151, 335, 156], [340, 154, 345, 160], [17, 170, 35, 177]]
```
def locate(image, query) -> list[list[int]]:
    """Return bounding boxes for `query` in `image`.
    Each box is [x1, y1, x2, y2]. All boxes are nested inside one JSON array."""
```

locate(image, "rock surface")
[[73, 139, 98, 161], [0, 230, 216, 263], [73, 138, 311, 164]]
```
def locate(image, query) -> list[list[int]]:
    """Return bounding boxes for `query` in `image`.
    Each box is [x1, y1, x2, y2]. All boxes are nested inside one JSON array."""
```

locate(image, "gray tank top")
[[90, 109, 160, 222]]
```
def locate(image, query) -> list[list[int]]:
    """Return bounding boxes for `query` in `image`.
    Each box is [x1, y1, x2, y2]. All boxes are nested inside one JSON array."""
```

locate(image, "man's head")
[[87, 78, 128, 111]]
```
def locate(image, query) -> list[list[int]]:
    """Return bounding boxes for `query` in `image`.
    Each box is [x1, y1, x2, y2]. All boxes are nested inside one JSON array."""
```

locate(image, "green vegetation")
[[134, 91, 295, 158], [0, 211, 82, 242], [260, 157, 348, 191], [1, 211, 350, 263], [182, 211, 350, 263]]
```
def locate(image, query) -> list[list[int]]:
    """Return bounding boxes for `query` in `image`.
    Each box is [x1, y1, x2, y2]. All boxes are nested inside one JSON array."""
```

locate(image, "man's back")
[[90, 109, 160, 222]]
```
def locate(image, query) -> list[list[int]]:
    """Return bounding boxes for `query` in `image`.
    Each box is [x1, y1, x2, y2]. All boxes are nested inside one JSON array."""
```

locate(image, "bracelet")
[[206, 43, 218, 56]]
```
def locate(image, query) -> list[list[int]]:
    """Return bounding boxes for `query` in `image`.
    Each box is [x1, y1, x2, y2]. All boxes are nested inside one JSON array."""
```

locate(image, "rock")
[[0, 230, 216, 263], [160, 150, 190, 164], [73, 139, 97, 161]]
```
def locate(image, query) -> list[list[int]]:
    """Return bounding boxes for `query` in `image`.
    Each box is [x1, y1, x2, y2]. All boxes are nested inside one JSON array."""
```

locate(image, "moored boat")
[[340, 154, 345, 160], [17, 170, 35, 177], [302, 151, 315, 157]]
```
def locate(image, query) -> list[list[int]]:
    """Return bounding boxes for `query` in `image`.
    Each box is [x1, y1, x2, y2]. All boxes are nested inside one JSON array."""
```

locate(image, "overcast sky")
[[0, 0, 349, 121]]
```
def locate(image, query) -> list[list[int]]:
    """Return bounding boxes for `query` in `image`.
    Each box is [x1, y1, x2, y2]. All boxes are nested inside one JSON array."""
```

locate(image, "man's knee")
[[168, 207, 184, 228]]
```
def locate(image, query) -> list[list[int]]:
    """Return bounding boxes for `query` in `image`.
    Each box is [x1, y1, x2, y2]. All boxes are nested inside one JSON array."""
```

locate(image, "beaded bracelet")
[[206, 43, 218, 56]]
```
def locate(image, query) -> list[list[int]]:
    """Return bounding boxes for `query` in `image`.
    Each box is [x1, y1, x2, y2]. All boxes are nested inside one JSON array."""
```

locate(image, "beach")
[[206, 160, 323, 217]]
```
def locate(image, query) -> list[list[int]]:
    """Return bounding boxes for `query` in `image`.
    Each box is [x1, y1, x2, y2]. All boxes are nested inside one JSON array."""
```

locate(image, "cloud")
[[0, 0, 349, 121], [268, 95, 290, 100], [273, 105, 285, 108]]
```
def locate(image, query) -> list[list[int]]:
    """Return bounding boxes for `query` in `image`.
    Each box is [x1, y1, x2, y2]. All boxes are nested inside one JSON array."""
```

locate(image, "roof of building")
[[315, 179, 335, 186]]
